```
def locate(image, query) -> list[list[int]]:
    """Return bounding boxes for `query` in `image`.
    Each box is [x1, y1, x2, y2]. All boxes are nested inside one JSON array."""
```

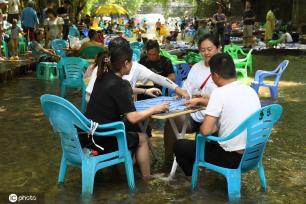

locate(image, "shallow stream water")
[[0, 54, 305, 203]]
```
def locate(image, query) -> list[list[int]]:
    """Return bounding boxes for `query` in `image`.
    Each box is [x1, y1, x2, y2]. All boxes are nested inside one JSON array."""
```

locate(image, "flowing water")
[[0, 54, 305, 204]]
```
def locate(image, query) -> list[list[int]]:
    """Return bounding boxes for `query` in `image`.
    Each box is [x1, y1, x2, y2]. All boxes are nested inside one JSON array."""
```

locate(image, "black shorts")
[[78, 131, 139, 155]]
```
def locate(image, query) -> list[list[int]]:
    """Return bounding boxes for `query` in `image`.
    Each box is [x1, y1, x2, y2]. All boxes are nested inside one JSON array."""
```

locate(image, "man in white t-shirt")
[[174, 53, 261, 176]]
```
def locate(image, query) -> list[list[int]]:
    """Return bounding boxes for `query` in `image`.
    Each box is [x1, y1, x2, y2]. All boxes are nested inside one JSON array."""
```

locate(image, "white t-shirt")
[[205, 81, 261, 151], [8, 0, 20, 14], [182, 60, 218, 122], [85, 62, 178, 102], [44, 17, 64, 39]]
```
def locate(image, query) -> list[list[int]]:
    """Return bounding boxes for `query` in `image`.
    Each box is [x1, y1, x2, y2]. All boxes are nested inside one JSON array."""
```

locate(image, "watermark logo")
[[8, 194, 18, 203], [2, 193, 42, 203]]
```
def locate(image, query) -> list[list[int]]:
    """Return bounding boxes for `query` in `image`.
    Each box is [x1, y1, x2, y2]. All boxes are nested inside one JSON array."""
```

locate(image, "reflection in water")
[[0, 55, 305, 203]]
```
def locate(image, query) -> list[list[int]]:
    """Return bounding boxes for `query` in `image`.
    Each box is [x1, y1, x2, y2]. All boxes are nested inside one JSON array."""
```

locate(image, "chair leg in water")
[[58, 156, 67, 183], [81, 157, 95, 195], [226, 170, 241, 201], [191, 163, 199, 190], [258, 161, 267, 192]]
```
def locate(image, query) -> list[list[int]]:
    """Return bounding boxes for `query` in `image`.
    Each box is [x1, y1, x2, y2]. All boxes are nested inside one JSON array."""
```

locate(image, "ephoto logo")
[[8, 194, 18, 203], [0, 192, 43, 203]]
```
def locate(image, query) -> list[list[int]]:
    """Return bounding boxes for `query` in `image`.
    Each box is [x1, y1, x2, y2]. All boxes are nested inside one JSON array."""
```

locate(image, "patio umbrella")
[[95, 4, 127, 16]]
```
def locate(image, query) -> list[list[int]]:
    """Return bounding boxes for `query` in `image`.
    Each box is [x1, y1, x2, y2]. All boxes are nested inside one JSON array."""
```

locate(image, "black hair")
[[145, 39, 160, 51], [209, 53, 236, 79], [142, 37, 148, 44], [46, 8, 57, 17], [94, 52, 104, 67], [34, 28, 44, 40], [108, 37, 130, 53], [198, 33, 220, 49], [97, 47, 132, 79], [88, 29, 97, 40]]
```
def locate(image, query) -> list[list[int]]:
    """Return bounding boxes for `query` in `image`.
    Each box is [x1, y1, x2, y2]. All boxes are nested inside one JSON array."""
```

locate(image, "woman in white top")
[[85, 37, 189, 102], [163, 33, 220, 164], [44, 8, 64, 48]]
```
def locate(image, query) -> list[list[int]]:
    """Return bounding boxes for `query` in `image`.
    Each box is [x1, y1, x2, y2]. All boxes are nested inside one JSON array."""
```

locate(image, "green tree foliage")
[[194, 0, 232, 18]]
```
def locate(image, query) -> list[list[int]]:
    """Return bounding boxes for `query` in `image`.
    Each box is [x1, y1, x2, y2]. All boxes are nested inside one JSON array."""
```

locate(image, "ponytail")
[[96, 44, 133, 79], [97, 51, 111, 79]]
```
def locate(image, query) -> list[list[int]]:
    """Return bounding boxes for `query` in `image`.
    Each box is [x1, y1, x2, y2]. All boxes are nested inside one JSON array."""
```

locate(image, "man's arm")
[[184, 96, 209, 107], [200, 115, 219, 135], [41, 47, 59, 59]]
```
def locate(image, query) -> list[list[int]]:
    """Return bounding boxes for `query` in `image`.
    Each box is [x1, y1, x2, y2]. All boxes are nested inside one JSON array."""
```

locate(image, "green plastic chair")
[[268, 36, 285, 47], [224, 44, 253, 75], [223, 44, 243, 59], [234, 49, 253, 78], [36, 62, 59, 80], [79, 46, 104, 59], [184, 52, 202, 65], [1, 40, 8, 58], [160, 49, 177, 61], [19, 36, 27, 55], [160, 49, 186, 64], [172, 58, 187, 65]]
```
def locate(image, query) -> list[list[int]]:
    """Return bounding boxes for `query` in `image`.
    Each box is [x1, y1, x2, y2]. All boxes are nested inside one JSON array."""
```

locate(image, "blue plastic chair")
[[40, 94, 135, 195], [186, 28, 196, 37], [132, 48, 141, 62], [130, 41, 143, 50], [81, 28, 89, 38], [57, 57, 89, 113], [51, 39, 68, 57], [125, 29, 133, 38], [251, 60, 289, 100], [191, 104, 283, 201], [162, 65, 179, 96], [175, 63, 190, 85], [162, 63, 190, 96], [68, 25, 80, 38]]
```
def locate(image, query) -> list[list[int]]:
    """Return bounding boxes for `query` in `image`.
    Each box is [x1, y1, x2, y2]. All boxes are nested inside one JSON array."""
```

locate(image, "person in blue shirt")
[[21, 1, 39, 41]]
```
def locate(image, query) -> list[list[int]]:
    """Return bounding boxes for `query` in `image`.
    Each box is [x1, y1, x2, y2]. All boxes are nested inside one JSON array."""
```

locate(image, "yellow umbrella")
[[95, 4, 127, 16]]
